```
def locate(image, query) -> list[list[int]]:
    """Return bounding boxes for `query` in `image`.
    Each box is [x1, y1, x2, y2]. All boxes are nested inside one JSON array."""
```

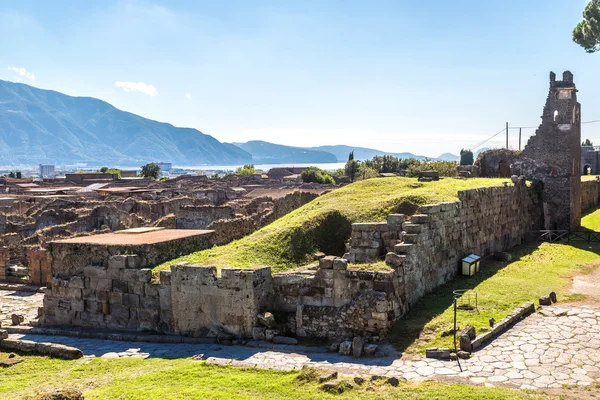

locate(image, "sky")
[[2, 0, 600, 158]]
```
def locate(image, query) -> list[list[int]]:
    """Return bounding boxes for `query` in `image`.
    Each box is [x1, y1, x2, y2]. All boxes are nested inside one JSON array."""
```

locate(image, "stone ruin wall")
[[581, 180, 600, 213], [475, 71, 581, 231], [345, 183, 544, 307], [49, 233, 213, 279], [40, 183, 549, 341], [204, 191, 319, 246], [41, 255, 400, 340]]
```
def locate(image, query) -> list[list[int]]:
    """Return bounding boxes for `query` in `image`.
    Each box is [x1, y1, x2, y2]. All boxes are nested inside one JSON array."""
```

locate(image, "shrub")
[[301, 167, 334, 184], [356, 164, 379, 180], [235, 164, 259, 176]]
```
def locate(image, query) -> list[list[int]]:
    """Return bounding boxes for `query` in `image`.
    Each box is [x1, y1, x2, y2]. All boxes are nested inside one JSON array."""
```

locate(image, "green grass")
[[0, 353, 545, 400], [154, 177, 508, 275], [390, 206, 600, 354]]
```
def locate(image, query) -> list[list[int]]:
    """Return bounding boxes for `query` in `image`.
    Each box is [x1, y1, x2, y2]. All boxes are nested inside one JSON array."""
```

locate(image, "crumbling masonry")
[[475, 71, 581, 230]]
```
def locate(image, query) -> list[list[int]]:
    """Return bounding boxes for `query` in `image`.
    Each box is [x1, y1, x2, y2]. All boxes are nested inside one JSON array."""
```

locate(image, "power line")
[[471, 118, 600, 151], [472, 127, 506, 150]]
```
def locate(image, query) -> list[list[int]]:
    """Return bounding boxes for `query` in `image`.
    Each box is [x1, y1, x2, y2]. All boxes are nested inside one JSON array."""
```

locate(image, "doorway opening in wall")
[[583, 165, 592, 175], [498, 160, 510, 178]]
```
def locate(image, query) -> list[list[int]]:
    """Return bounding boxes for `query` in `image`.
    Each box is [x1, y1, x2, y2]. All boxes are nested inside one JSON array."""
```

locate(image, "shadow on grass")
[[389, 237, 600, 354]]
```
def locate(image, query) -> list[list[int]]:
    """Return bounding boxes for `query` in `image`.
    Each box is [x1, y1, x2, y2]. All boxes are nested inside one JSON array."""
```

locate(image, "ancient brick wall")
[[581, 180, 600, 212], [49, 233, 213, 279], [347, 183, 544, 307], [42, 255, 171, 332], [170, 265, 272, 337], [272, 257, 405, 339], [206, 191, 319, 246], [176, 206, 236, 229]]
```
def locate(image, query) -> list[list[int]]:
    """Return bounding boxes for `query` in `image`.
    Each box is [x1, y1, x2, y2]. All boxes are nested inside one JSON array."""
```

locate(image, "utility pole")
[[506, 122, 509, 149], [518, 128, 522, 151]]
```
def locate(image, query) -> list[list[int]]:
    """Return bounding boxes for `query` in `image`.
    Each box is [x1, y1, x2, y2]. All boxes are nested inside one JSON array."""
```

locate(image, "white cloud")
[[185, 93, 192, 100], [115, 81, 157, 96], [7, 66, 35, 80]]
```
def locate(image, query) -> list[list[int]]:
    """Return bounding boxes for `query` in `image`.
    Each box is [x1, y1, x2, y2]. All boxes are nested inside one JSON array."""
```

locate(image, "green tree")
[[235, 164, 259, 176], [300, 167, 334, 184], [98, 167, 122, 178], [141, 163, 161, 179], [459, 149, 474, 166], [8, 171, 15, 178], [345, 159, 359, 182], [356, 163, 379, 181], [16, 171, 22, 179], [348, 151, 354, 161], [583, 139, 594, 146], [573, 0, 600, 52]]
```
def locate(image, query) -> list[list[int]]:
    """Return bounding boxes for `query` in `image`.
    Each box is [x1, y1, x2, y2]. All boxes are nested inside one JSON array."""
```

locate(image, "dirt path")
[[569, 261, 600, 305]]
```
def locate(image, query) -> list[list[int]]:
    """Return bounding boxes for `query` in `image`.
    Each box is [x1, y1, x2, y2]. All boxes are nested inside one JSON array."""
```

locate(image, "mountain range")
[[0, 80, 252, 166], [0, 80, 467, 167]]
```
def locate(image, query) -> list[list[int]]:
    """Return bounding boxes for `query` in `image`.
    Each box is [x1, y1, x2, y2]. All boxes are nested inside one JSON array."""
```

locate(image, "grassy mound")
[[154, 177, 507, 273]]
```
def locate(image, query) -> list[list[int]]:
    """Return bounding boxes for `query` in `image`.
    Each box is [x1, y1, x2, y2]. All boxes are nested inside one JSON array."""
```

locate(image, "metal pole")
[[506, 122, 509, 149], [453, 297, 463, 372], [519, 128, 522, 151]]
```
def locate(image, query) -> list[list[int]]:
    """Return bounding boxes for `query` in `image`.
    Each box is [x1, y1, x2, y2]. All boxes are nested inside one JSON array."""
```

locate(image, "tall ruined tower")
[[521, 71, 581, 230]]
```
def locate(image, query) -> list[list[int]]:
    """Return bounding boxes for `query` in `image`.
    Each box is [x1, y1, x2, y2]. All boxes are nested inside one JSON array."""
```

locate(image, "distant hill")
[[233, 141, 338, 164], [0, 80, 252, 166], [436, 152, 460, 161], [309, 145, 430, 162]]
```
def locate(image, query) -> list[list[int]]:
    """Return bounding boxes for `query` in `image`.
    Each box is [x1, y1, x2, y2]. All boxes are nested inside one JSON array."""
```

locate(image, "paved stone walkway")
[[2, 289, 599, 390], [7, 305, 600, 390], [0, 290, 44, 327]]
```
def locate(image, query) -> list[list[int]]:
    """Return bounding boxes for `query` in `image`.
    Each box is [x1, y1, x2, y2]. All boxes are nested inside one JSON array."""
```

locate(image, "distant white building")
[[39, 164, 55, 177], [156, 162, 172, 173]]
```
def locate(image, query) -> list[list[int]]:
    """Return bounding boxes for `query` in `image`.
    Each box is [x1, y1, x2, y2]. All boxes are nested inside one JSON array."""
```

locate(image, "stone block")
[[96, 278, 112, 292], [460, 325, 476, 340], [83, 265, 107, 279], [112, 280, 128, 293], [252, 327, 266, 341], [69, 276, 84, 289], [158, 285, 171, 310], [539, 295, 552, 306], [109, 291, 123, 305], [352, 223, 377, 231], [319, 256, 336, 270], [385, 252, 404, 268], [273, 336, 298, 345], [110, 304, 129, 320], [126, 255, 142, 269], [159, 270, 171, 285], [411, 214, 431, 224], [352, 337, 363, 357], [108, 255, 127, 270], [363, 343, 378, 356], [419, 205, 440, 214], [128, 282, 145, 296], [332, 258, 348, 271], [402, 223, 422, 234], [95, 291, 110, 303], [139, 309, 159, 324], [257, 312, 276, 328], [338, 340, 352, 355], [122, 293, 140, 307], [371, 312, 387, 321], [142, 296, 160, 310], [386, 214, 406, 225], [145, 284, 159, 297]]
